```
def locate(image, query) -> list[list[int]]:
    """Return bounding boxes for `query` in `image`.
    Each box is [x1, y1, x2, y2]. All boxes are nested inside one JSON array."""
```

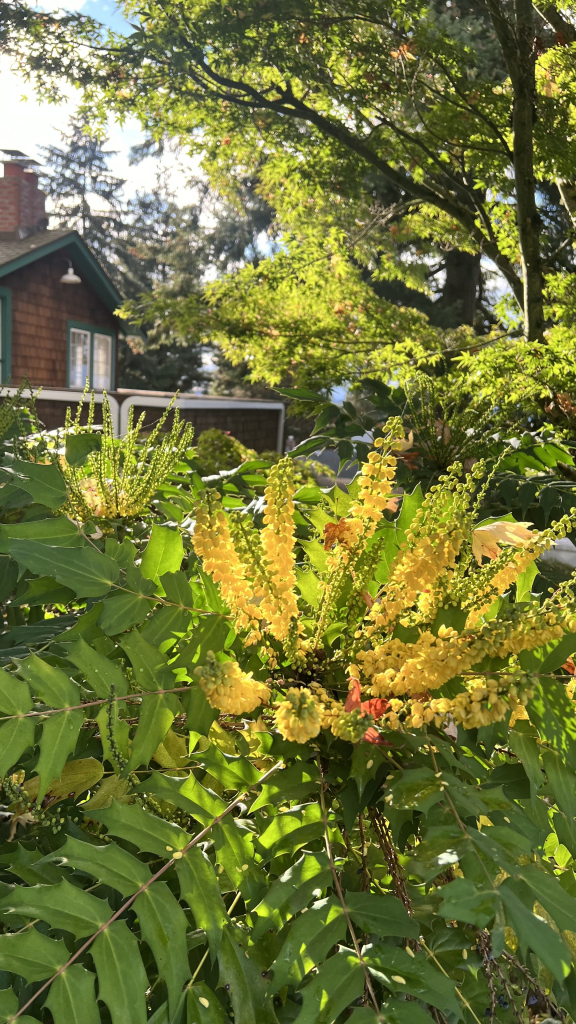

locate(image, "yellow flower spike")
[[194, 652, 270, 715], [275, 687, 322, 743], [258, 457, 299, 641], [193, 490, 262, 635]]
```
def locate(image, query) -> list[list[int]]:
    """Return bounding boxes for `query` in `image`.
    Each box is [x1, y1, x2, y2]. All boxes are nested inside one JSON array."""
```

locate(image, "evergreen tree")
[[38, 115, 128, 284]]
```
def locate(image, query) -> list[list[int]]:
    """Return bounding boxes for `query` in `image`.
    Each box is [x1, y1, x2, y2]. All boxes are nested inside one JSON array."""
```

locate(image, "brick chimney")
[[0, 161, 48, 240]]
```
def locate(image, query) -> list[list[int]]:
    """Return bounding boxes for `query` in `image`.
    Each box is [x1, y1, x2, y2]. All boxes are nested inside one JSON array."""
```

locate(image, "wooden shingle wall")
[[2, 249, 117, 387]]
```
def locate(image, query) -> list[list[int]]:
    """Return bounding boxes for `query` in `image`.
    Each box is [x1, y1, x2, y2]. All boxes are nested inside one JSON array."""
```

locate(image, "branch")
[[6, 759, 284, 1023], [533, 1, 576, 41]]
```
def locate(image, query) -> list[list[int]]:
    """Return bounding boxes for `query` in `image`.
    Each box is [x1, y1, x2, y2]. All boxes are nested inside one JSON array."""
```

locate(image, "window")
[[67, 322, 114, 389]]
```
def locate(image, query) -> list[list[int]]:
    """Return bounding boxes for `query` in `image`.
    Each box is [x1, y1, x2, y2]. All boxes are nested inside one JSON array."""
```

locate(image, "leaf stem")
[[6, 760, 284, 1023]]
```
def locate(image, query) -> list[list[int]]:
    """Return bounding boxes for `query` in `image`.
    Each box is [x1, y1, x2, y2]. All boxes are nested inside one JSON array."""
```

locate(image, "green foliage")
[[0, 369, 574, 1024]]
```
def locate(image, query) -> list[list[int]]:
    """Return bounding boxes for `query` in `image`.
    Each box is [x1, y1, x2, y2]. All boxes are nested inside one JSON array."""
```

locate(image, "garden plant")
[[0, 393, 571, 1024]]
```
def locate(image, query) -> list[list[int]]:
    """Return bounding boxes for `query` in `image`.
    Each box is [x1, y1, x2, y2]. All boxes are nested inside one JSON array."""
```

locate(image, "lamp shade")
[[60, 265, 82, 284]]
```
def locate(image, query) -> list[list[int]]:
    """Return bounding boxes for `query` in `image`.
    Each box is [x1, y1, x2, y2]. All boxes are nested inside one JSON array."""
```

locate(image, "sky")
[[0, 0, 200, 205]]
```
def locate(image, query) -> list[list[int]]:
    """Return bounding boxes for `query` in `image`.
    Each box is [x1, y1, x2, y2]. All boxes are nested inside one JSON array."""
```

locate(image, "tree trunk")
[[513, 0, 544, 341], [486, 0, 544, 341], [440, 250, 481, 326]]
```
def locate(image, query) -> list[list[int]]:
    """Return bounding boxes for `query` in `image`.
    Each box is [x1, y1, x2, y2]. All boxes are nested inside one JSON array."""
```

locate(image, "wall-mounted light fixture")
[[60, 260, 81, 284]]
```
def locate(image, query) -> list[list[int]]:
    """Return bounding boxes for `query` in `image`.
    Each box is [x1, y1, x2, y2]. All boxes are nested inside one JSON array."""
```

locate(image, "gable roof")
[[0, 229, 123, 316]]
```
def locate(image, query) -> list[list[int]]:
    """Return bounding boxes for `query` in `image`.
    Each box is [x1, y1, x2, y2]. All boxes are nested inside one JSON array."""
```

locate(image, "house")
[[0, 152, 286, 449], [0, 152, 120, 391]]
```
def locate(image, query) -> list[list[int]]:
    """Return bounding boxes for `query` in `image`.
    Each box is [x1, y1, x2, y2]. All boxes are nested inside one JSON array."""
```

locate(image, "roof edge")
[[0, 230, 123, 315]]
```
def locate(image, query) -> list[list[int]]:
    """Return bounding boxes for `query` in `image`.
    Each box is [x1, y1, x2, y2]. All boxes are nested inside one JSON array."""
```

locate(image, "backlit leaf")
[[177, 847, 229, 958], [33, 708, 84, 803], [141, 524, 184, 581]]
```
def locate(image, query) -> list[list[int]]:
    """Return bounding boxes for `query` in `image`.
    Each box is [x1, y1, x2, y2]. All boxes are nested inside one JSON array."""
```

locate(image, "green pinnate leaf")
[[498, 879, 572, 980], [251, 760, 320, 811], [9, 541, 119, 597], [251, 851, 332, 941], [91, 919, 148, 1024], [187, 983, 228, 1023], [0, 878, 110, 938], [0, 718, 35, 778], [134, 769, 226, 826], [177, 847, 229, 959], [141, 524, 184, 581], [33, 708, 84, 803], [269, 896, 347, 992], [65, 432, 102, 467], [345, 891, 419, 940], [217, 923, 277, 1024], [0, 668, 32, 714], [98, 589, 153, 636], [0, 928, 67, 982], [364, 946, 460, 1015], [40, 836, 151, 896], [291, 948, 364, 1024], [126, 691, 181, 772], [121, 630, 175, 690], [45, 964, 100, 1024], [134, 881, 190, 1013], [17, 653, 80, 708], [87, 798, 191, 856], [0, 458, 67, 509]]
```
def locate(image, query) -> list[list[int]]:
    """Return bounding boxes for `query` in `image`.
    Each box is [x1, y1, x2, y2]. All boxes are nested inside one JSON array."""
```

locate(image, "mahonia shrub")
[[0, 405, 575, 1023]]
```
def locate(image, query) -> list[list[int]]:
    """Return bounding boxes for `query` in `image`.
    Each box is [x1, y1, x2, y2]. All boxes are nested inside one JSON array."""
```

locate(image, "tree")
[[39, 114, 128, 283], [7, 0, 576, 338]]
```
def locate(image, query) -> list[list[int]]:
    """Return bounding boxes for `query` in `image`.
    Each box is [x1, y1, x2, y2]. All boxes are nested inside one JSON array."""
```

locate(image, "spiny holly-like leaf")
[[45, 964, 101, 1024], [9, 540, 120, 597], [0, 458, 67, 509], [186, 983, 228, 1023], [345, 891, 420, 940], [65, 432, 102, 467], [134, 881, 190, 1013], [0, 928, 68, 982], [213, 818, 256, 892], [65, 636, 129, 697], [251, 851, 332, 941], [0, 668, 32, 714], [134, 769, 226, 825], [33, 708, 84, 803], [121, 629, 175, 689], [126, 691, 181, 772], [177, 847, 229, 959], [42, 836, 151, 896], [218, 924, 277, 1024], [91, 919, 148, 1024], [364, 946, 461, 1014], [0, 717, 35, 778], [0, 985, 38, 1024], [23, 756, 103, 805], [269, 897, 347, 992], [291, 948, 364, 1024], [87, 798, 191, 855], [17, 653, 80, 707], [140, 523, 184, 581], [98, 589, 153, 635], [256, 803, 326, 860], [498, 880, 572, 981], [0, 878, 110, 937]]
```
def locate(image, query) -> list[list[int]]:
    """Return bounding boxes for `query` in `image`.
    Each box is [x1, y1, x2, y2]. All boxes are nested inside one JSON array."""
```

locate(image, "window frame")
[[0, 286, 12, 385], [67, 320, 116, 390]]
